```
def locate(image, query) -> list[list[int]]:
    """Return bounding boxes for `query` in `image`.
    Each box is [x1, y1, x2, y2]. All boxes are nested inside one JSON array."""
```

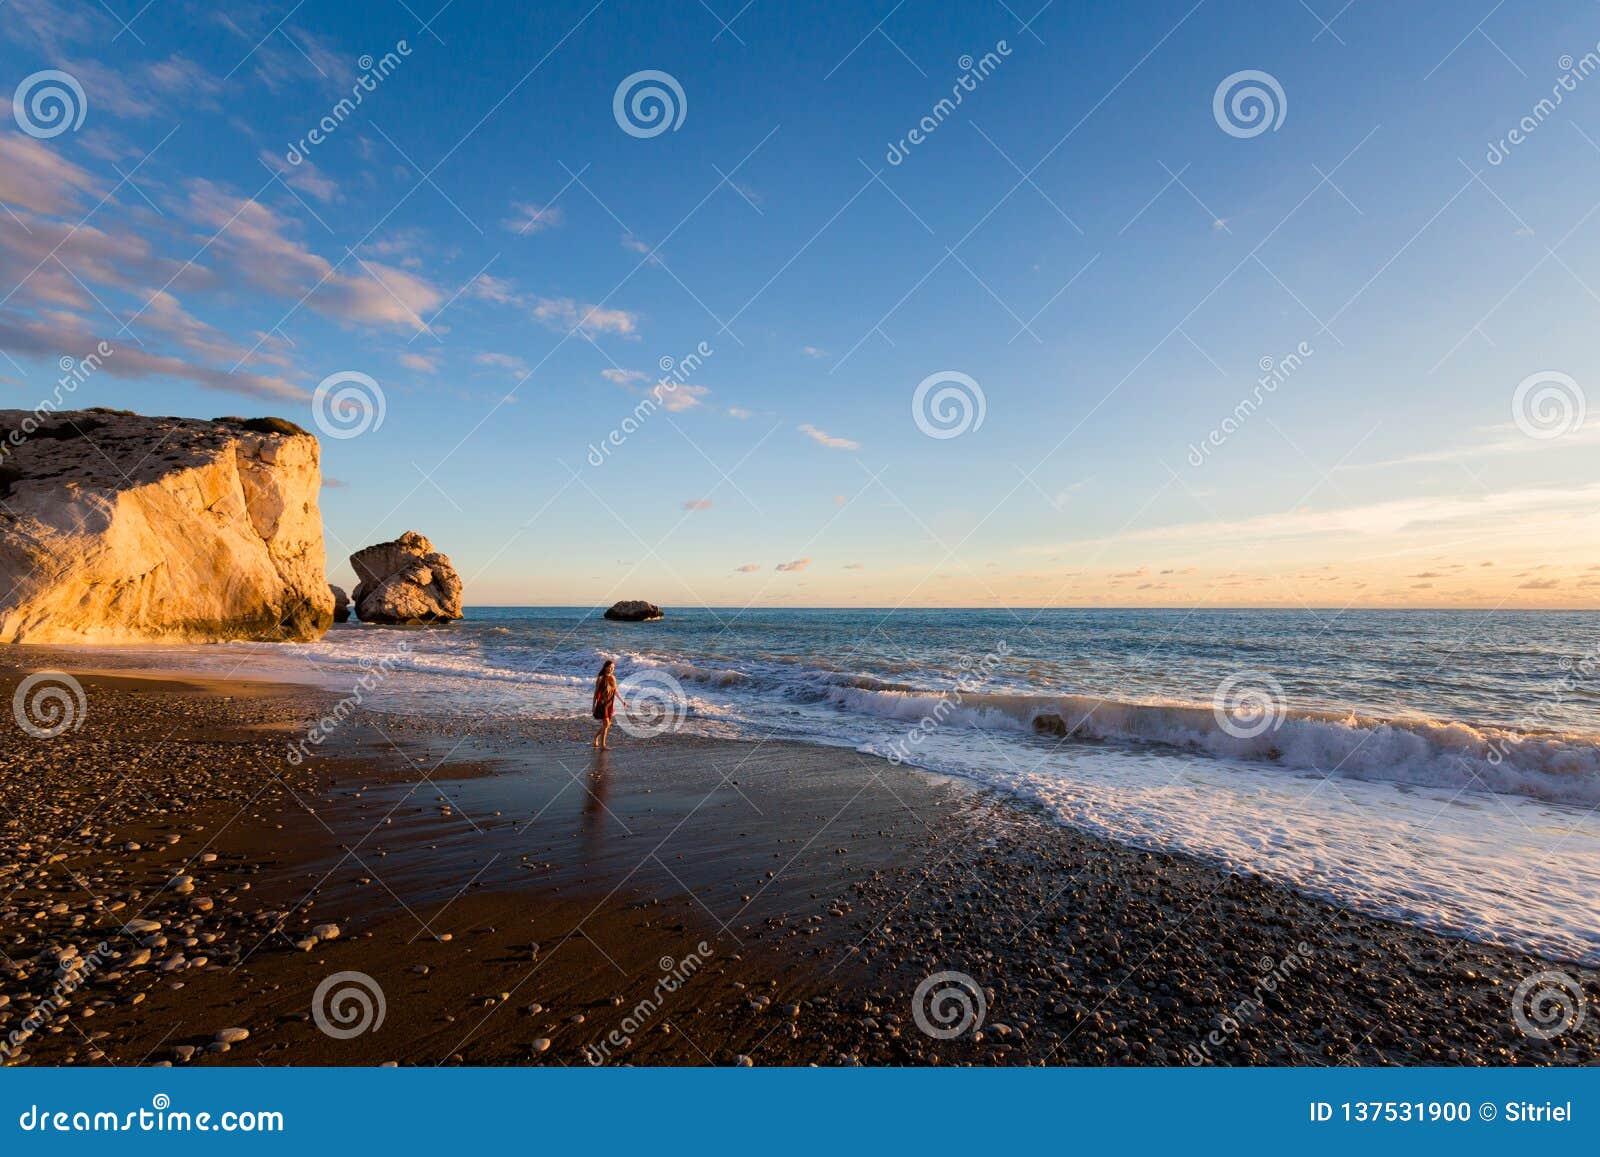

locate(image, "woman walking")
[[592, 659, 618, 749]]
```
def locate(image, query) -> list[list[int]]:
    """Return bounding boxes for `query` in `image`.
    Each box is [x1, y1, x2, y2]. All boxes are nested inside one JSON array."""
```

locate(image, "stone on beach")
[[603, 600, 663, 622], [0, 410, 333, 643], [330, 584, 351, 623], [349, 531, 463, 624]]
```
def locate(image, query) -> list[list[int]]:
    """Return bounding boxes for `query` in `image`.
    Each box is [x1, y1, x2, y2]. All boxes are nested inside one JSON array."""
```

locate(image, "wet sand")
[[1, 660, 1596, 1067]]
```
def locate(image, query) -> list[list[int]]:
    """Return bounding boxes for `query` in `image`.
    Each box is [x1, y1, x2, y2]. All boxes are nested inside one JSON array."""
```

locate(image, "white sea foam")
[[79, 617, 1600, 964]]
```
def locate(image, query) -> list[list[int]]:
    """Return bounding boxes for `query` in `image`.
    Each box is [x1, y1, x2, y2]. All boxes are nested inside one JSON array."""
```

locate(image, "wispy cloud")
[[503, 201, 565, 235], [734, 563, 760, 573], [530, 296, 638, 337], [775, 558, 812, 572], [798, 423, 858, 450], [475, 352, 529, 375], [681, 499, 713, 511]]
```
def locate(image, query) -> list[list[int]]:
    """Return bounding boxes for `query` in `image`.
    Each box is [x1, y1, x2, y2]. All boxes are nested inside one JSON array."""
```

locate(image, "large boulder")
[[604, 600, 662, 622], [330, 584, 350, 623], [0, 409, 333, 643], [350, 531, 462, 624]]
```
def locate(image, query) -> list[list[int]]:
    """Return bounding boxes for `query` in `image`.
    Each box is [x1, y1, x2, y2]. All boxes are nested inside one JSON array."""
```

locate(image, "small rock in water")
[[530, 1038, 551, 1053], [215, 1027, 249, 1044]]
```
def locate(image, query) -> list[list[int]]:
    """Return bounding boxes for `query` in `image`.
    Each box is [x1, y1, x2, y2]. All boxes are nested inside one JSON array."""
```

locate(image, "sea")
[[114, 607, 1600, 965]]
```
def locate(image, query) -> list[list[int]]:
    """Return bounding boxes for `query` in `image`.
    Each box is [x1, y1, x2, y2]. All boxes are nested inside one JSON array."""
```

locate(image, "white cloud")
[[185, 180, 443, 331], [258, 148, 340, 203], [475, 352, 529, 375], [398, 352, 437, 373], [1347, 422, 1600, 469], [775, 558, 812, 572], [503, 201, 565, 234], [530, 297, 638, 337], [798, 423, 858, 450], [0, 135, 102, 215], [652, 383, 708, 412]]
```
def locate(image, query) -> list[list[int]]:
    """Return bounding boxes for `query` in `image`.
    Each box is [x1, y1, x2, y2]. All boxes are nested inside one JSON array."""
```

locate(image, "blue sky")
[[2, 0, 1599, 608]]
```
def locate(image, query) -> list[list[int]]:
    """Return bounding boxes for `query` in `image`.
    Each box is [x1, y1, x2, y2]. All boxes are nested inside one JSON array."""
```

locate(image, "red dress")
[[592, 677, 615, 721]]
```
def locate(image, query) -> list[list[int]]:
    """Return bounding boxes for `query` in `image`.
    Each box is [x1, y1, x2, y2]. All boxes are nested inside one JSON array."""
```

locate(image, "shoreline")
[[1, 662, 1596, 1066]]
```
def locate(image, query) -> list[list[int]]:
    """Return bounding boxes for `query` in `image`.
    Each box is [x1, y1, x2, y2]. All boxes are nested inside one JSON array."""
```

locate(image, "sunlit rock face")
[[0, 409, 333, 643]]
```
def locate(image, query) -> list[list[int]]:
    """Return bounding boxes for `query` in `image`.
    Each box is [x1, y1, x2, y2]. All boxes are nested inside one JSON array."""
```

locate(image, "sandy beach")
[[1, 656, 1595, 1068]]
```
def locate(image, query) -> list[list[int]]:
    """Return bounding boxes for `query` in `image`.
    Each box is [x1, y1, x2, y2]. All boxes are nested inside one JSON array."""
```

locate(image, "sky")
[[1, 0, 1598, 609]]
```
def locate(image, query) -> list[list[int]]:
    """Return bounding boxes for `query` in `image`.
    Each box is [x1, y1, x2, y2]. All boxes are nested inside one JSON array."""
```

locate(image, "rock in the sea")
[[350, 531, 462, 624], [330, 584, 350, 623], [604, 600, 662, 622], [0, 409, 333, 643]]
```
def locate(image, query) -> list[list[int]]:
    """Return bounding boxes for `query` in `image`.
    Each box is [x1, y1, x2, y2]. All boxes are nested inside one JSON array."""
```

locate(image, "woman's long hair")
[[595, 659, 615, 693]]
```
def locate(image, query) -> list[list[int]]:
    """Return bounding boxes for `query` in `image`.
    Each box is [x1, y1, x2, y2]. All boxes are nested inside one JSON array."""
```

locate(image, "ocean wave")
[[294, 632, 1600, 808], [821, 685, 1600, 807]]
